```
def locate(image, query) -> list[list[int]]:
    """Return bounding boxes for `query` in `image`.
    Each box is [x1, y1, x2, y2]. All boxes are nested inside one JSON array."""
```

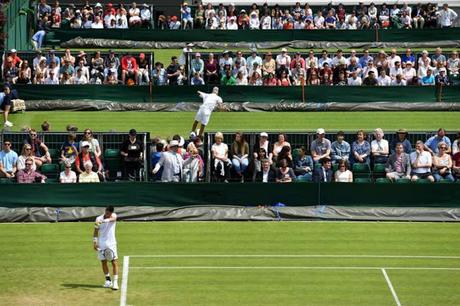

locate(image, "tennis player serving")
[[191, 87, 223, 138], [93, 205, 119, 290]]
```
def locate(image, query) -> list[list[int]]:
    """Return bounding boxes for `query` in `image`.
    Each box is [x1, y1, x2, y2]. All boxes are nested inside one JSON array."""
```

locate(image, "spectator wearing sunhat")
[[140, 3, 152, 28], [435, 68, 450, 86], [181, 2, 193, 29], [121, 129, 144, 180], [390, 129, 412, 154], [276, 48, 291, 68], [152, 140, 184, 182]]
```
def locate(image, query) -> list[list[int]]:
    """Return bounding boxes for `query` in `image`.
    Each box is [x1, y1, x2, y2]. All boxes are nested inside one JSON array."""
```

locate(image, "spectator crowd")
[[36, 0, 458, 31], [37, 0, 152, 30], [2, 47, 459, 87], [178, 2, 458, 31], [2, 125, 459, 184], [3, 49, 151, 85], [159, 47, 458, 87]]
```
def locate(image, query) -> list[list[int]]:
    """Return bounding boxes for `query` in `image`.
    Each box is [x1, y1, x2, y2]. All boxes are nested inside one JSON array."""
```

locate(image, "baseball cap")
[[81, 141, 91, 147], [10, 49, 17, 53], [169, 140, 179, 147], [281, 48, 288, 52], [316, 128, 325, 134], [260, 132, 268, 138], [129, 129, 137, 136]]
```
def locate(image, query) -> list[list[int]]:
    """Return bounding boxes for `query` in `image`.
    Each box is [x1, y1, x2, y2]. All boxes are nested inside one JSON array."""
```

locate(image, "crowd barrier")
[[13, 84, 460, 103], [0, 182, 459, 208]]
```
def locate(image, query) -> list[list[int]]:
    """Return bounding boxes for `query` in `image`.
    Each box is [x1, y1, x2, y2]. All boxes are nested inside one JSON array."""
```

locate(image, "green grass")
[[8, 111, 460, 138], [1, 222, 459, 305]]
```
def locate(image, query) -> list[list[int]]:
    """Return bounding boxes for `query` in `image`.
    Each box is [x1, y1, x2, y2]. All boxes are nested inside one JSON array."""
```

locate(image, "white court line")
[[129, 266, 460, 271], [120, 256, 130, 306], [129, 254, 460, 259], [382, 268, 403, 306]]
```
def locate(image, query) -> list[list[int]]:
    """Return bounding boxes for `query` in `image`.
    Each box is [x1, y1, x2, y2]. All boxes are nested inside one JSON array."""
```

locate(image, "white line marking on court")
[[129, 266, 460, 271], [382, 268, 403, 306], [129, 254, 460, 259], [120, 256, 130, 306]]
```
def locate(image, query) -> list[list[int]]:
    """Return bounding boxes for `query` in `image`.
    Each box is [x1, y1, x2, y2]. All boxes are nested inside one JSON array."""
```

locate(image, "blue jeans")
[[31, 30, 46, 49], [433, 172, 455, 182], [232, 157, 248, 175], [297, 173, 312, 181]]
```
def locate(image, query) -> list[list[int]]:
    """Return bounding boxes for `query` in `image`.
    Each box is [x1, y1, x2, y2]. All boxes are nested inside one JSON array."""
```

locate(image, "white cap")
[[169, 140, 179, 147], [439, 68, 447, 73], [281, 48, 288, 52], [10, 49, 17, 53], [316, 128, 325, 135], [260, 132, 268, 137], [95, 2, 102, 7], [81, 141, 91, 147]]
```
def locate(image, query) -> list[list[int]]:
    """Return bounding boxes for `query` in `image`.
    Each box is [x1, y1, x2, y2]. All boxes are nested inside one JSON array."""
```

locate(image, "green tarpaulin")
[[46, 28, 460, 44], [0, 182, 459, 208], [14, 84, 460, 103]]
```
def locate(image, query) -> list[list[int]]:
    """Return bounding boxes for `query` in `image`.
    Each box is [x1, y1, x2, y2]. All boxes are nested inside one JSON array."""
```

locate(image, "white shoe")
[[4, 121, 13, 127], [112, 282, 119, 290], [103, 280, 112, 288]]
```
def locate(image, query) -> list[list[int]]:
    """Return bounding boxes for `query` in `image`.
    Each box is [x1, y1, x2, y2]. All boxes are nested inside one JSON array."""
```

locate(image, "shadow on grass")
[[62, 283, 103, 290]]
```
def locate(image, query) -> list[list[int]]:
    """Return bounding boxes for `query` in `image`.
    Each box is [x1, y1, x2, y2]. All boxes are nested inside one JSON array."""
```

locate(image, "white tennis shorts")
[[97, 245, 118, 261], [195, 107, 212, 126]]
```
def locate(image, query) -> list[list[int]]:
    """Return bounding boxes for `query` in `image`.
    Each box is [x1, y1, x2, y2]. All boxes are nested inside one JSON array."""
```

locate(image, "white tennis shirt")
[[96, 213, 117, 248]]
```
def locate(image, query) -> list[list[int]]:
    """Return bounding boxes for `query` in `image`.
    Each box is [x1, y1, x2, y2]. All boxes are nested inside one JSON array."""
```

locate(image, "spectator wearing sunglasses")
[[79, 128, 101, 157], [0, 139, 18, 178], [23, 129, 52, 167], [433, 142, 455, 182], [17, 144, 36, 171], [60, 160, 77, 183], [16, 157, 46, 183]]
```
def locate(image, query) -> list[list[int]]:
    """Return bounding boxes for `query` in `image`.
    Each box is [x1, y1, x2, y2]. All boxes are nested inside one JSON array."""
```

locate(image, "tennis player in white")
[[93, 205, 119, 290], [191, 87, 223, 138]]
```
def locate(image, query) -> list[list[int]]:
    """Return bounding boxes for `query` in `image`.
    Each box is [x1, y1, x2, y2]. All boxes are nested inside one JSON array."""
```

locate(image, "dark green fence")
[[13, 84, 460, 103], [0, 182, 458, 208]]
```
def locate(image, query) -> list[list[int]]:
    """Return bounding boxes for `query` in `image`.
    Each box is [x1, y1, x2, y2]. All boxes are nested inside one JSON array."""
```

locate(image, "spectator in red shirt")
[[105, 3, 116, 16], [121, 53, 138, 84], [75, 141, 103, 175], [8, 49, 23, 68]]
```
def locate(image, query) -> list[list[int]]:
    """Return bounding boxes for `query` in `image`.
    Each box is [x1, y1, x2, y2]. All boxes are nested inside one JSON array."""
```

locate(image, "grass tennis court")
[[8, 111, 460, 137], [1, 221, 459, 306]]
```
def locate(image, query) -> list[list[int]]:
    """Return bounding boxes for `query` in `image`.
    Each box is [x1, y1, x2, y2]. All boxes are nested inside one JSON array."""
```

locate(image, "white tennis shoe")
[[103, 280, 112, 288], [112, 282, 119, 290], [4, 121, 13, 128]]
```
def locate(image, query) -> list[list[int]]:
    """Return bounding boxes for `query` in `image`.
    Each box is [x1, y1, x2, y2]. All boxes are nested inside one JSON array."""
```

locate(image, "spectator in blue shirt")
[[351, 130, 371, 165], [390, 129, 412, 154], [294, 146, 313, 181], [359, 49, 373, 68], [401, 48, 415, 67], [180, 2, 193, 29], [190, 53, 204, 77], [46, 50, 61, 68], [331, 131, 351, 164], [0, 139, 18, 178], [151, 142, 164, 181], [425, 128, 452, 155], [420, 69, 435, 86]]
